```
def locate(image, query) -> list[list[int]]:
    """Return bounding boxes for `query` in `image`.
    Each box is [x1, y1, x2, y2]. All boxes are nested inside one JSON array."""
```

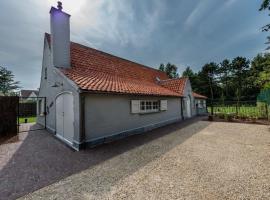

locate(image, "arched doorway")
[[186, 95, 192, 118], [55, 92, 74, 144]]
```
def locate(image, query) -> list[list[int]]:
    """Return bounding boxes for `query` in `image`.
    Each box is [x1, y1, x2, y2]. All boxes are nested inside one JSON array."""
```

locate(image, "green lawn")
[[19, 117, 36, 124]]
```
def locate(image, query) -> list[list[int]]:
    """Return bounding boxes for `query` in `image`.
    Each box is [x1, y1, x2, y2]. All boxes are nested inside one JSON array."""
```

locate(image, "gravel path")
[[1, 118, 270, 200]]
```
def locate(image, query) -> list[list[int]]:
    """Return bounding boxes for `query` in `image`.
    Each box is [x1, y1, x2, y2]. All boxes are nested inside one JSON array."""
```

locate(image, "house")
[[20, 90, 39, 100], [37, 3, 207, 150]]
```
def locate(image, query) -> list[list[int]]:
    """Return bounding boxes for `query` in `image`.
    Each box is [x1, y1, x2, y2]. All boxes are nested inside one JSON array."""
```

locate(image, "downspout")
[[78, 89, 85, 149]]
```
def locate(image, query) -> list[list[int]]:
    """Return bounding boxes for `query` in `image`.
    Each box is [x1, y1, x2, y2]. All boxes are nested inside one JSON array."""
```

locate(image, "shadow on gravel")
[[0, 117, 210, 200]]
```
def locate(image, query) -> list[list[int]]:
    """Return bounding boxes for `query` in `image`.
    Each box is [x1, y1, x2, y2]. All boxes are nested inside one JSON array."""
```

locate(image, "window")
[[200, 100, 204, 108], [197, 100, 205, 108], [131, 100, 166, 114], [140, 100, 160, 113]]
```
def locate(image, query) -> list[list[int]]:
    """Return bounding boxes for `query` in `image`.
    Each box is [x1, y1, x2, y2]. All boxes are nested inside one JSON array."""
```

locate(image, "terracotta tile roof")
[[45, 33, 186, 97], [193, 92, 207, 99], [160, 78, 187, 96]]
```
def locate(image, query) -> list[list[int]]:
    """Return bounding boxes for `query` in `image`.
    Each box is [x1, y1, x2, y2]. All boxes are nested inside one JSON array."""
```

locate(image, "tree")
[[231, 57, 250, 100], [182, 66, 194, 78], [217, 59, 231, 100], [158, 62, 179, 78], [247, 53, 270, 97], [182, 66, 200, 92], [165, 63, 179, 78], [251, 53, 270, 89], [198, 63, 219, 115], [258, 69, 270, 89], [259, 0, 270, 48], [159, 63, 165, 72], [0, 66, 20, 96]]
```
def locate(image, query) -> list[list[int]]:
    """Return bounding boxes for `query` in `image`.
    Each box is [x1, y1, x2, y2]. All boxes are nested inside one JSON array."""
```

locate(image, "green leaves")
[[259, 1, 270, 46], [159, 62, 179, 78], [0, 66, 20, 96], [259, 0, 270, 11]]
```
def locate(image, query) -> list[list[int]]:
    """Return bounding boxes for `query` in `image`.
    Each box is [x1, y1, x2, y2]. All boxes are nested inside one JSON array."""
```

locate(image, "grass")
[[208, 105, 268, 118], [19, 117, 36, 124]]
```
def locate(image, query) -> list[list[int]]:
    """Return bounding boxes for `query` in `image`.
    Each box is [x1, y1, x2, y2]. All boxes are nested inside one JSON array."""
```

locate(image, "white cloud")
[[65, 0, 166, 48], [225, 0, 237, 7], [185, 0, 212, 27]]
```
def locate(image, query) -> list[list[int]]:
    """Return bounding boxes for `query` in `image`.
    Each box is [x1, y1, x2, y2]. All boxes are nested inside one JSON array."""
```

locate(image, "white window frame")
[[131, 100, 166, 114], [203, 100, 206, 108], [140, 100, 160, 113]]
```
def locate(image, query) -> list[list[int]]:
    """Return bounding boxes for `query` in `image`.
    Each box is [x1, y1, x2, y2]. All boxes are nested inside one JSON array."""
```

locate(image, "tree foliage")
[[180, 54, 269, 101], [159, 63, 179, 78], [259, 0, 270, 48], [0, 66, 20, 96], [253, 53, 270, 89]]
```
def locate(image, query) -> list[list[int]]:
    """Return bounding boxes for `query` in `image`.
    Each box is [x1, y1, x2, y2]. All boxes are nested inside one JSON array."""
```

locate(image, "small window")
[[132, 100, 164, 114], [140, 100, 160, 113]]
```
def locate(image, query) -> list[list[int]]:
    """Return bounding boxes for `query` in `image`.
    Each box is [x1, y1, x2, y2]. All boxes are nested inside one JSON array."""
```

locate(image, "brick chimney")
[[50, 2, 70, 68]]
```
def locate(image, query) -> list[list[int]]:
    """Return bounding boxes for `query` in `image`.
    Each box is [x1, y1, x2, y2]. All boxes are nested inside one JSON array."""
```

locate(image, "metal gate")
[[18, 97, 46, 133]]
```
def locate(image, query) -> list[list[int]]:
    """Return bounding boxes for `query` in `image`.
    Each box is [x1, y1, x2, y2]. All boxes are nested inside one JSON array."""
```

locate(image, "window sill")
[[138, 110, 166, 115]]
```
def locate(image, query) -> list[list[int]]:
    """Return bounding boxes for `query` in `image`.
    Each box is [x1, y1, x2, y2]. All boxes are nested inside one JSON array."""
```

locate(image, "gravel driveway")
[[1, 118, 270, 200]]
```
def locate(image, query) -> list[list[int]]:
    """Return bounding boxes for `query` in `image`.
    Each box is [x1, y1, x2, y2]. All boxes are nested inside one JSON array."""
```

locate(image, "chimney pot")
[[57, 1, 63, 10]]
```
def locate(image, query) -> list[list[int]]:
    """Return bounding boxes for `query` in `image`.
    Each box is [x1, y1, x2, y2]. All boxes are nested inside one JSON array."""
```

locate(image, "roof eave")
[[79, 89, 182, 98]]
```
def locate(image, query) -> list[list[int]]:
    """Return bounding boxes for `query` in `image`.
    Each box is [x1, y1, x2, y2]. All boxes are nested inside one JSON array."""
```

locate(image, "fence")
[[18, 97, 46, 132], [0, 96, 18, 138], [207, 100, 269, 120], [18, 102, 37, 117]]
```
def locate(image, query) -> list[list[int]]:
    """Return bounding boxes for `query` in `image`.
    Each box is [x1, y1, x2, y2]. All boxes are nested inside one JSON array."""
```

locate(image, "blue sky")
[[0, 0, 269, 89]]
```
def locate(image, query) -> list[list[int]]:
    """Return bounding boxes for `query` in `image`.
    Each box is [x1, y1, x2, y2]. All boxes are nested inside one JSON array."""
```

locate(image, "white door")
[[56, 95, 64, 137], [186, 96, 191, 118], [56, 93, 74, 144]]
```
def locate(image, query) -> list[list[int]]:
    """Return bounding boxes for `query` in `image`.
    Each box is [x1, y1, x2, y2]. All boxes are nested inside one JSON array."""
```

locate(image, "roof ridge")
[[160, 77, 188, 82]]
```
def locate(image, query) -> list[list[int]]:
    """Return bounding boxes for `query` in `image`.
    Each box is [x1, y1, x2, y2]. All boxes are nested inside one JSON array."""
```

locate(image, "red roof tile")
[[160, 78, 187, 96], [45, 33, 188, 97], [193, 92, 207, 99]]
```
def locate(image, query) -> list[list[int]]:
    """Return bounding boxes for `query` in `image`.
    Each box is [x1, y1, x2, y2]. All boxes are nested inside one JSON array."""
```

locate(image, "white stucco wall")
[[182, 79, 196, 118], [37, 37, 82, 145], [84, 94, 182, 142]]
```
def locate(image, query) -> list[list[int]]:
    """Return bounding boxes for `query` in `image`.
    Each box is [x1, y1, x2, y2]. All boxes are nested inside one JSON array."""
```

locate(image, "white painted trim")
[[55, 91, 73, 100], [46, 125, 55, 133], [56, 134, 78, 151], [72, 140, 83, 145]]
